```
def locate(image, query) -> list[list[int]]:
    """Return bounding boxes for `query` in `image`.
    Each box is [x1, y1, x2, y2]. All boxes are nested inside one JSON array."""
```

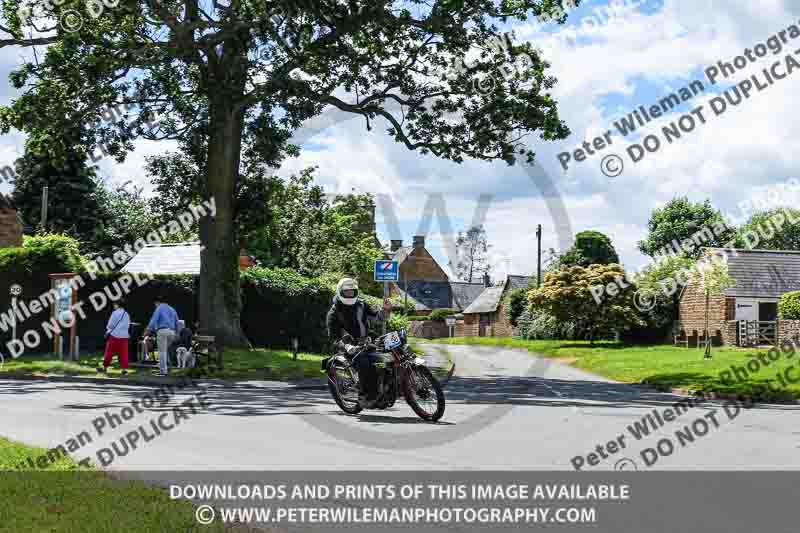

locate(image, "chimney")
[[412, 235, 425, 249], [483, 272, 491, 287], [390, 239, 403, 252]]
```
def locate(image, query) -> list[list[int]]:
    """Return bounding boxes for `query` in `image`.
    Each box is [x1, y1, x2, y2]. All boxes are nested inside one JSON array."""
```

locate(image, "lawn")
[[0, 436, 241, 532], [415, 337, 800, 401], [0, 348, 324, 382]]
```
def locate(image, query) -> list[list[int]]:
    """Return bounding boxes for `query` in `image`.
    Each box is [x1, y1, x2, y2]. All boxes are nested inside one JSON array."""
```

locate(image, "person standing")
[[144, 296, 179, 377], [97, 300, 131, 375]]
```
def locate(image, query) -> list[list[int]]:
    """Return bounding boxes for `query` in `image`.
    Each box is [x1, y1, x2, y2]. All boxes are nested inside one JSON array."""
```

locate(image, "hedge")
[[779, 291, 800, 319], [428, 308, 458, 322], [0, 235, 404, 354]]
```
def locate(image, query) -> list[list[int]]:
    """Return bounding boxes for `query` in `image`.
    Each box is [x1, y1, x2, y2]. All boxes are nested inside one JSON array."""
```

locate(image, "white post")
[[10, 296, 16, 343]]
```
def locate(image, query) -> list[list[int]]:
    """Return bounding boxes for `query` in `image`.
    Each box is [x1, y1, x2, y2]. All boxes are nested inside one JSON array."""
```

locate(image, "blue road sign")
[[374, 260, 400, 282]]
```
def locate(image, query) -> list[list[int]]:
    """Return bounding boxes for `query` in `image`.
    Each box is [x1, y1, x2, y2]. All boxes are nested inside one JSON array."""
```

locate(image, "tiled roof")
[[122, 243, 203, 275], [450, 281, 489, 310], [393, 280, 487, 311], [705, 248, 800, 298], [507, 275, 535, 290], [391, 246, 413, 265], [462, 286, 505, 314]]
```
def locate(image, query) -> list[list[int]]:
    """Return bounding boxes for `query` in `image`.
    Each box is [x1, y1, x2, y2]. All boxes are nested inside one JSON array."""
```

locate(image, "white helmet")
[[336, 277, 359, 306]]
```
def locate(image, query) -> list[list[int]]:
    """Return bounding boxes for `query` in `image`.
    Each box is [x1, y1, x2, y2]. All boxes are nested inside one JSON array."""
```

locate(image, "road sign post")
[[374, 260, 400, 335], [445, 316, 456, 337], [9, 284, 21, 344]]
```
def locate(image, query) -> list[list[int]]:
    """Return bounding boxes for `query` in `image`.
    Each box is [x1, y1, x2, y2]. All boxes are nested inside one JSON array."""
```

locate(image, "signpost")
[[9, 284, 21, 344], [374, 260, 399, 335], [445, 316, 456, 337]]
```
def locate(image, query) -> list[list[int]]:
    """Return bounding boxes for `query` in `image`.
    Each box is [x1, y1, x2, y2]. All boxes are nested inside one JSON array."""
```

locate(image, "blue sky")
[[2, 0, 800, 281]]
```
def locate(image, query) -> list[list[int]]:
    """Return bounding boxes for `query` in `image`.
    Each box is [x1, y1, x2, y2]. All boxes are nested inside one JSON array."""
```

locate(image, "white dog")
[[176, 347, 197, 369]]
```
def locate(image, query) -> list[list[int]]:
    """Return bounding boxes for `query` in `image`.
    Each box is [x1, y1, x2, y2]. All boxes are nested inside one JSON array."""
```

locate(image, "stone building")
[[387, 235, 486, 314], [677, 248, 800, 346], [0, 194, 23, 248], [457, 275, 535, 337]]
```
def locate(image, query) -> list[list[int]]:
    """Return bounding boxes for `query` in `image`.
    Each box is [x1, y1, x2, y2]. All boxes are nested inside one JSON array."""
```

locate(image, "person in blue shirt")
[[144, 296, 179, 376]]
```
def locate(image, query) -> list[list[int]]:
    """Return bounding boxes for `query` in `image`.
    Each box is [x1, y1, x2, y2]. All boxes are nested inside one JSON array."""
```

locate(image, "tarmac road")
[[1, 343, 799, 471]]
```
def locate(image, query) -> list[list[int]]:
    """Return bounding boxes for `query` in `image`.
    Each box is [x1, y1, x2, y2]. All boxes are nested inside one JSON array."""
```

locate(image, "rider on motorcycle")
[[326, 277, 392, 408]]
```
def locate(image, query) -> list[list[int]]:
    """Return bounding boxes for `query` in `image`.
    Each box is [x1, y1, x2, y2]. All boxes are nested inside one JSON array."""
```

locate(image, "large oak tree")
[[0, 0, 575, 346]]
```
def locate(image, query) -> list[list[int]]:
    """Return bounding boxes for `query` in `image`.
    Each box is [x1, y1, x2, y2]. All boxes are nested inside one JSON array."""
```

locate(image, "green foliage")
[[0, 0, 574, 342], [429, 308, 458, 322], [779, 291, 800, 319], [635, 254, 696, 330], [406, 315, 429, 322], [0, 233, 85, 274], [736, 208, 800, 250], [240, 266, 338, 352], [692, 256, 735, 295], [390, 296, 416, 315], [90, 181, 168, 256], [11, 132, 106, 252], [638, 197, 735, 259], [388, 313, 410, 333], [557, 230, 619, 268], [505, 288, 529, 326], [528, 264, 645, 342], [517, 308, 578, 340]]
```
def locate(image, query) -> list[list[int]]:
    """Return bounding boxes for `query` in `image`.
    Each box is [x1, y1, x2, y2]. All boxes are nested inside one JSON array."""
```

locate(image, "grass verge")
[[0, 348, 324, 382], [414, 337, 799, 401], [0, 436, 238, 532]]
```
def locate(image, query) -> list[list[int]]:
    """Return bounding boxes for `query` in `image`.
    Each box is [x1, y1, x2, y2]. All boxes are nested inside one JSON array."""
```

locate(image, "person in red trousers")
[[97, 300, 131, 375]]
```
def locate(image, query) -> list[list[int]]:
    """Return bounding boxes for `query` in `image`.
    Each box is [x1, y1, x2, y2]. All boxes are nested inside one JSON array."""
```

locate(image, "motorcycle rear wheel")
[[328, 365, 363, 415], [404, 366, 446, 422]]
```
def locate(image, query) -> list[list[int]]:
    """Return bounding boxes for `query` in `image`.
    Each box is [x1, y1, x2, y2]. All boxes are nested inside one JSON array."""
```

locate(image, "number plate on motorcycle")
[[384, 332, 402, 350]]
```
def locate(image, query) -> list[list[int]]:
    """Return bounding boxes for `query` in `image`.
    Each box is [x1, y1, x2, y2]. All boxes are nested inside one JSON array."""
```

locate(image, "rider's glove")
[[344, 344, 358, 356]]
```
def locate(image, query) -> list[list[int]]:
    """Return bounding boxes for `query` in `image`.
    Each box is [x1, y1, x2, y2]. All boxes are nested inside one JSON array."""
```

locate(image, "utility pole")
[[536, 224, 542, 287]]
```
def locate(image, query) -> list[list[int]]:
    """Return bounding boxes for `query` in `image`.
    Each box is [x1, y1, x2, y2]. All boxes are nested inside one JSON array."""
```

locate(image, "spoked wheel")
[[328, 364, 363, 415], [403, 366, 446, 422]]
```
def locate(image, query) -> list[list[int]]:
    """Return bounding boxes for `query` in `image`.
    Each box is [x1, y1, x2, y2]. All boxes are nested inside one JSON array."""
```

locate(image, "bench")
[[191, 335, 221, 369]]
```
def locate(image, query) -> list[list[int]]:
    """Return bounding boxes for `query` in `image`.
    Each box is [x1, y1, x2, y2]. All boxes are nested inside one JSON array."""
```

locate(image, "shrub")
[[428, 308, 458, 322], [779, 291, 800, 319], [505, 288, 528, 326], [388, 313, 410, 332], [406, 315, 429, 322], [0, 233, 85, 274], [518, 308, 578, 340]]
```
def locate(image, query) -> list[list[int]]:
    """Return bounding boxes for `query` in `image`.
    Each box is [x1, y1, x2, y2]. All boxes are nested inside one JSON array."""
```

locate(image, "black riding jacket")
[[326, 298, 386, 344]]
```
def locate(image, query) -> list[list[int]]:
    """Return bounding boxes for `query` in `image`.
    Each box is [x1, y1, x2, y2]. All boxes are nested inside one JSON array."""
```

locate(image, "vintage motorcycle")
[[322, 329, 446, 422]]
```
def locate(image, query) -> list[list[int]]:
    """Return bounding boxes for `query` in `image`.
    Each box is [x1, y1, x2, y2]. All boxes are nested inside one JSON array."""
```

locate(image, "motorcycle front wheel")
[[328, 364, 363, 415], [403, 366, 446, 422]]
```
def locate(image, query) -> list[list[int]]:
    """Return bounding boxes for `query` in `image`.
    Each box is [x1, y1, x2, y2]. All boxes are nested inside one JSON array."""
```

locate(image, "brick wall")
[[455, 314, 479, 337], [407, 320, 449, 339], [0, 203, 22, 248], [721, 320, 738, 346], [778, 320, 800, 345], [492, 298, 515, 337], [677, 278, 728, 336]]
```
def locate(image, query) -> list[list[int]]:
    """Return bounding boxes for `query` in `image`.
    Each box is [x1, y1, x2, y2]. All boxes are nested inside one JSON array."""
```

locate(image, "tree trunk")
[[198, 92, 251, 350]]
